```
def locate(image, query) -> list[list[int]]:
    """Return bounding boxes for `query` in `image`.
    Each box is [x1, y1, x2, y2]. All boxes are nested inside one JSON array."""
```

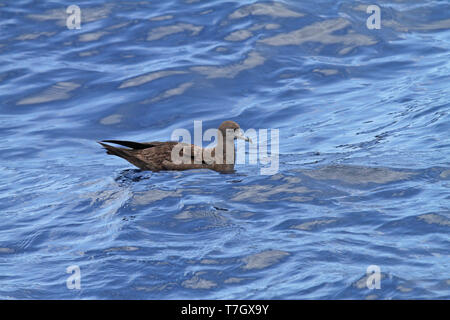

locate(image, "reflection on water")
[[147, 23, 204, 41], [191, 51, 265, 79], [301, 165, 414, 185], [119, 70, 187, 89], [228, 2, 304, 19], [242, 250, 290, 270], [17, 82, 80, 105], [259, 18, 377, 54]]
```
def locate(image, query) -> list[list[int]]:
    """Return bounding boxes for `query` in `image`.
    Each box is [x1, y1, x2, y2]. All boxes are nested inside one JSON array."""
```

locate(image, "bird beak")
[[236, 133, 252, 143]]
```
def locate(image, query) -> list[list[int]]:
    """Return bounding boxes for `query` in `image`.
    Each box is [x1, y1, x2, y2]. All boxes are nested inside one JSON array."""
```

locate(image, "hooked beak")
[[236, 133, 252, 143]]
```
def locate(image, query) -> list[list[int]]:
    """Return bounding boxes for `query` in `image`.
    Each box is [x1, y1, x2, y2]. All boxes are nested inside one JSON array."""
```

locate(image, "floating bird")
[[99, 121, 251, 173]]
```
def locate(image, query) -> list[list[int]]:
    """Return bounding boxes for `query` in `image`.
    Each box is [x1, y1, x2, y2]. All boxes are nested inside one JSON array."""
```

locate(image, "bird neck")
[[214, 131, 235, 169]]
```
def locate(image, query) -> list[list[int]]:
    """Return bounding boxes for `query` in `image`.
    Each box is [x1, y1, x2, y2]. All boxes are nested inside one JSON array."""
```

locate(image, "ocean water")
[[0, 0, 449, 299]]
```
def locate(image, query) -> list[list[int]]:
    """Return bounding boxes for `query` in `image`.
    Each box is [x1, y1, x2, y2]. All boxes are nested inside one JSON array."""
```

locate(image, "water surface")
[[0, 0, 449, 299]]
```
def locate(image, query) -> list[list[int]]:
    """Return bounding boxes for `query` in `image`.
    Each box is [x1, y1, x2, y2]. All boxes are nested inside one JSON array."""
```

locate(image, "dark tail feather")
[[98, 142, 131, 157], [98, 142, 150, 170], [101, 140, 152, 150]]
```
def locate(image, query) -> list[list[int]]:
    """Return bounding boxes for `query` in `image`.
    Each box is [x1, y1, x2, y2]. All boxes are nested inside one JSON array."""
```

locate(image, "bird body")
[[99, 121, 250, 173]]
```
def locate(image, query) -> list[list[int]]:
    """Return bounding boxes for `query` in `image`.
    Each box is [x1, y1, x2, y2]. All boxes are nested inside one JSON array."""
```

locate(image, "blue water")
[[0, 0, 449, 299]]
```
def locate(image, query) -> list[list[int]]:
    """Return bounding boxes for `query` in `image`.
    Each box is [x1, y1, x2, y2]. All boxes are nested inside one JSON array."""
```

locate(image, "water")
[[0, 0, 449, 299]]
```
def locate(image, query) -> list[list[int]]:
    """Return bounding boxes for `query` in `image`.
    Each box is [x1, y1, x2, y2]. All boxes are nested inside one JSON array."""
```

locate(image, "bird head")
[[218, 120, 252, 143]]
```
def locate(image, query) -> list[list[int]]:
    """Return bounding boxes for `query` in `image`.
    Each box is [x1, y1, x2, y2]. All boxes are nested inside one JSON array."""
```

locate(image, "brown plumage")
[[98, 120, 250, 173]]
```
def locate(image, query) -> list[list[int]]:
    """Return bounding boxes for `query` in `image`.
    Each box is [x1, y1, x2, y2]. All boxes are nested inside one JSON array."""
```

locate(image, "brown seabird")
[[98, 120, 251, 173]]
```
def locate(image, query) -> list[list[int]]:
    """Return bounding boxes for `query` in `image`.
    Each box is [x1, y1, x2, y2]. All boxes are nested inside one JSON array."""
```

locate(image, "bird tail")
[[98, 141, 151, 170], [101, 140, 151, 150], [98, 142, 129, 156]]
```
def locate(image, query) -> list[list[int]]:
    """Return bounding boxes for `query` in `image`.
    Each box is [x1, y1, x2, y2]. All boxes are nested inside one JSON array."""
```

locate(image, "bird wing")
[[99, 140, 212, 170], [101, 140, 172, 150]]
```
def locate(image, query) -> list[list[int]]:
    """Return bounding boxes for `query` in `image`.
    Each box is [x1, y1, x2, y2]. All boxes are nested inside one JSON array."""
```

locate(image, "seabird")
[[98, 120, 251, 173]]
